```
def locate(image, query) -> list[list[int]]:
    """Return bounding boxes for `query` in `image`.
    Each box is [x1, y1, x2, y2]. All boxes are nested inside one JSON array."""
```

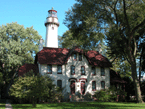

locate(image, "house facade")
[[35, 47, 112, 96]]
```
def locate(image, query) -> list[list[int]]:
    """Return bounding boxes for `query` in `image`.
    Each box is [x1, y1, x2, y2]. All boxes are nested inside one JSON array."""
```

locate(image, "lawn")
[[0, 99, 6, 109], [0, 103, 5, 109], [11, 102, 145, 109]]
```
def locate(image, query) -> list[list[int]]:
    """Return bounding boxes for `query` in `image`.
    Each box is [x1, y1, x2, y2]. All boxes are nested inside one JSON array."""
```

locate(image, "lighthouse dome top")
[[48, 7, 57, 17]]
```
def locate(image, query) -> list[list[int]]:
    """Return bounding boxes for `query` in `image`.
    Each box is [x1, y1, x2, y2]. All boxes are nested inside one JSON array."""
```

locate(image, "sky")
[[0, 0, 76, 41]]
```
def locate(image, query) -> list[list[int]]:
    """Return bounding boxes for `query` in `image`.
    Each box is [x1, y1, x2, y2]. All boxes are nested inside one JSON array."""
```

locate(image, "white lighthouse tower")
[[45, 7, 59, 48]]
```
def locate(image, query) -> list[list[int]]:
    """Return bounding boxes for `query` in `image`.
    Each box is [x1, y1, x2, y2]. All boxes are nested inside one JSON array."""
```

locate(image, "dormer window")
[[79, 54, 82, 61], [92, 67, 96, 75], [74, 53, 77, 61], [57, 65, 62, 74], [47, 65, 52, 74]]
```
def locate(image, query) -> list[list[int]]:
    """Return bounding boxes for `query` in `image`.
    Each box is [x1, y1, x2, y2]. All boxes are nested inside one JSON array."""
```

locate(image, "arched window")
[[57, 80, 62, 89], [74, 53, 77, 61]]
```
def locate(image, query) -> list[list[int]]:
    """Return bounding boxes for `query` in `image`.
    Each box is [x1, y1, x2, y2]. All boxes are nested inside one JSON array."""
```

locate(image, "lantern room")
[[48, 7, 57, 17]]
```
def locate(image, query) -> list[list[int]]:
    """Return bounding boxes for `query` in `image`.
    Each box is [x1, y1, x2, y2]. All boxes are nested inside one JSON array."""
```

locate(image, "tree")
[[9, 70, 55, 107], [59, 30, 107, 56], [0, 22, 42, 98], [64, 0, 145, 103]]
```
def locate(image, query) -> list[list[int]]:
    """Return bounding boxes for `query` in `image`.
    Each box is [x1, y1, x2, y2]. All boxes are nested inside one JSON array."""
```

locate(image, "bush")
[[93, 87, 127, 102], [83, 92, 92, 101], [9, 70, 56, 107], [93, 90, 111, 102]]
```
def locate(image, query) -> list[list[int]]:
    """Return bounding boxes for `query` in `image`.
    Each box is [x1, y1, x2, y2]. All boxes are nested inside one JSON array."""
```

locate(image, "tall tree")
[[0, 22, 41, 98], [59, 30, 106, 54], [64, 0, 145, 103]]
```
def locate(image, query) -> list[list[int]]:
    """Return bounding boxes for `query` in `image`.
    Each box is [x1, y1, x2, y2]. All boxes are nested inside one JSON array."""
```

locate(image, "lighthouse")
[[45, 7, 59, 48]]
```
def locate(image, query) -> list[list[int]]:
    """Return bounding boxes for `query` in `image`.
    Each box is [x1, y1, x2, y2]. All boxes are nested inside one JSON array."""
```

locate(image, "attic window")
[[74, 53, 77, 60], [79, 54, 82, 61], [92, 67, 96, 75]]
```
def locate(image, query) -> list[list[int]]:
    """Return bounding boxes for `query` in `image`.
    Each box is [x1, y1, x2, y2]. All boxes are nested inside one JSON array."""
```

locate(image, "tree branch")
[[131, 18, 145, 37], [123, 0, 130, 31]]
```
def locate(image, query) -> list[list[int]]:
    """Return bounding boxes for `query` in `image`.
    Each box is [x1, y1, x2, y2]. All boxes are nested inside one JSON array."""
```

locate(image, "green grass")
[[11, 102, 145, 109], [0, 103, 5, 109], [0, 99, 6, 109]]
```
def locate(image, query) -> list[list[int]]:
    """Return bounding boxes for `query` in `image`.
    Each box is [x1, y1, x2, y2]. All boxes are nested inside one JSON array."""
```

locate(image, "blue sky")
[[0, 0, 76, 40]]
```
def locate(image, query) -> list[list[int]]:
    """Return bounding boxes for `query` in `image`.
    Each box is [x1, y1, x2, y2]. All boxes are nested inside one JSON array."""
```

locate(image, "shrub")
[[93, 90, 111, 102], [83, 92, 92, 101], [93, 86, 127, 102], [9, 70, 56, 107], [75, 91, 81, 98]]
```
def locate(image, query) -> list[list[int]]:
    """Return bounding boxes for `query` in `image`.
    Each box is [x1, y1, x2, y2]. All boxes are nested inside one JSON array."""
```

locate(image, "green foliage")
[[64, 0, 145, 103], [9, 70, 56, 107], [0, 22, 42, 84], [93, 87, 127, 102], [0, 22, 42, 98], [93, 90, 111, 102]]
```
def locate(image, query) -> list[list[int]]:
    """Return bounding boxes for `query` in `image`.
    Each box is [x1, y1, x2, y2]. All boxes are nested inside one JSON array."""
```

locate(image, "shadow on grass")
[[0, 104, 5, 108], [11, 102, 145, 109]]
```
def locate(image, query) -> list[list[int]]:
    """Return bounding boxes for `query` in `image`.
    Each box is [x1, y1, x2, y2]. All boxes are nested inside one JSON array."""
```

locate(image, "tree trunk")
[[131, 63, 144, 103], [139, 55, 142, 85], [32, 97, 36, 108]]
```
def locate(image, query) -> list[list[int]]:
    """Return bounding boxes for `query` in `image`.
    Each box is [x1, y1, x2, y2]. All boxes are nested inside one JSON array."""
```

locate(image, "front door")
[[70, 81, 75, 94], [81, 81, 85, 95]]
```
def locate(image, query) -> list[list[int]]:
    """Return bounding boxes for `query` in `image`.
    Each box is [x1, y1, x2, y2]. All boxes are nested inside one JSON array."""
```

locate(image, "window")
[[57, 65, 62, 74], [79, 54, 82, 61], [81, 66, 85, 75], [101, 68, 105, 76], [74, 53, 77, 60], [71, 65, 75, 75], [57, 80, 62, 89], [47, 65, 52, 74], [92, 67, 96, 75], [92, 81, 96, 91], [101, 81, 105, 89]]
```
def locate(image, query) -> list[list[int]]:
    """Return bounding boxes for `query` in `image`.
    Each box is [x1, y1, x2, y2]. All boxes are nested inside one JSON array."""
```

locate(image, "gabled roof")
[[85, 50, 112, 67], [18, 64, 39, 76], [35, 47, 112, 67]]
